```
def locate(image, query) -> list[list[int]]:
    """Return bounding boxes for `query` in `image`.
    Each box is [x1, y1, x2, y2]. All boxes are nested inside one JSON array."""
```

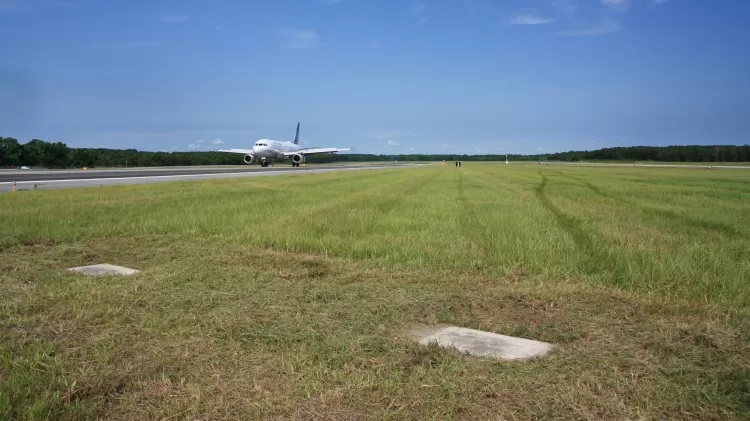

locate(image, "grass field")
[[1, 163, 749, 419]]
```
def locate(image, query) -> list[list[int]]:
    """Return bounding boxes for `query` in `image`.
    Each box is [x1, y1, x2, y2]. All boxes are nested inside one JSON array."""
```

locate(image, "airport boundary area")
[[2, 163, 749, 419]]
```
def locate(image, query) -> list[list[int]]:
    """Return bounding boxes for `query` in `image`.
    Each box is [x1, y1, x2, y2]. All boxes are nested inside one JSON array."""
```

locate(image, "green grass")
[[1, 163, 749, 419]]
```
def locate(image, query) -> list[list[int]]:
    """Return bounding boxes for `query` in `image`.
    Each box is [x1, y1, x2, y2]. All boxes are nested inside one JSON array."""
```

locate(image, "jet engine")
[[291, 153, 305, 165], [243, 154, 257, 165]]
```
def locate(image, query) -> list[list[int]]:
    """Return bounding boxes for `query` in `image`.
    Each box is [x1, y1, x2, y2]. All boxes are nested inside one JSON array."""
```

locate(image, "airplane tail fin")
[[294, 122, 300, 145]]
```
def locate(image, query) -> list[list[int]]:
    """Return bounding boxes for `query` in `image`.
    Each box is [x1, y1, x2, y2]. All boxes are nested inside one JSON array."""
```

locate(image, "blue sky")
[[1, 0, 748, 155]]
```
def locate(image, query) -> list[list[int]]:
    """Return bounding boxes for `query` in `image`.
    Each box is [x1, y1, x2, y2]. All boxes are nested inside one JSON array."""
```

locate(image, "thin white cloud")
[[411, 3, 428, 23], [162, 15, 188, 23], [509, 14, 554, 25], [187, 143, 198, 150], [277, 27, 320, 49], [558, 19, 621, 36], [211, 138, 224, 145], [602, 0, 630, 11], [197, 139, 204, 144], [387, 140, 400, 146]]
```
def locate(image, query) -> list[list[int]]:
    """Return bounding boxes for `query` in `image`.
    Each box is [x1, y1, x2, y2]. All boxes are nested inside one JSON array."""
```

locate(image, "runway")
[[0, 163, 420, 192]]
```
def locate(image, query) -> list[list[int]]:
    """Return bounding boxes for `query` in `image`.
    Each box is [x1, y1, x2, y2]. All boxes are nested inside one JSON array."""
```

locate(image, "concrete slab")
[[413, 325, 551, 360], [68, 264, 140, 276]]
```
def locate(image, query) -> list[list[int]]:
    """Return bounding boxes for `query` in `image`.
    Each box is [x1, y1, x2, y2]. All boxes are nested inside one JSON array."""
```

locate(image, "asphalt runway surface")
[[0, 163, 421, 192], [3, 161, 746, 193]]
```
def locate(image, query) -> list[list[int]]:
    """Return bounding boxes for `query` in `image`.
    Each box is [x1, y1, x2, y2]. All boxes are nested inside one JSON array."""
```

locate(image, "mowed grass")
[[1, 163, 748, 419]]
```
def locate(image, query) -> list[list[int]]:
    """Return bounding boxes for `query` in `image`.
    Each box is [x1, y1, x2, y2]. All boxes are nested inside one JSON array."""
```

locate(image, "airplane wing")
[[283, 147, 351, 157], [217, 148, 254, 154]]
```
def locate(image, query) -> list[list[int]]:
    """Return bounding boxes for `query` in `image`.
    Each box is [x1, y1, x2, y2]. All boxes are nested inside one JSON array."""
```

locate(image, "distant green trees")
[[0, 137, 23, 166], [1, 136, 748, 168], [1, 137, 70, 168], [0, 137, 240, 168]]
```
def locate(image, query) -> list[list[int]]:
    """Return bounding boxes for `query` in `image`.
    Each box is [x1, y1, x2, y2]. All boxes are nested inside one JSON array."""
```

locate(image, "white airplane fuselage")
[[252, 139, 301, 161]]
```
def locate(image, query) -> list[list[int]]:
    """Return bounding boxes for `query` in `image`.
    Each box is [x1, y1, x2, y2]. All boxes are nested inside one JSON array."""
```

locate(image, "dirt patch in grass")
[[2, 238, 748, 419]]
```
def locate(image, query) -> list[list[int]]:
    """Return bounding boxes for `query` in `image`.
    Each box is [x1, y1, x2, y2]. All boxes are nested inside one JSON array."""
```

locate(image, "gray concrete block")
[[414, 325, 551, 360], [68, 264, 140, 276]]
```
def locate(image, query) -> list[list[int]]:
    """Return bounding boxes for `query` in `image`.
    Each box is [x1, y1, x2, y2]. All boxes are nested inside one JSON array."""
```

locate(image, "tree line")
[[545, 145, 750, 162], [1, 137, 748, 168]]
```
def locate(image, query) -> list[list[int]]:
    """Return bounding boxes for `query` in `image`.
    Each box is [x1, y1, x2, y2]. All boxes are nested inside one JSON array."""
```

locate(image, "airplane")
[[217, 123, 351, 167]]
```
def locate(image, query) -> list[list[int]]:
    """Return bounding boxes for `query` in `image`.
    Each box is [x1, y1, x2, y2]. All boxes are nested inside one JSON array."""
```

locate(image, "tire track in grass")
[[347, 170, 445, 264], [263, 169, 438, 255], [264, 170, 405, 226], [538, 170, 746, 296], [557, 173, 610, 199], [360, 168, 471, 269], [252, 172, 409, 248], [365, 170, 440, 220], [208, 172, 390, 224], [535, 170, 612, 275], [339, 169, 441, 241], [558, 172, 744, 238], [471, 168, 530, 195], [455, 170, 495, 270], [325, 168, 441, 238], [631, 176, 750, 194], [459, 167, 555, 272], [640, 208, 744, 238], [457, 167, 464, 202], [458, 166, 550, 271]]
